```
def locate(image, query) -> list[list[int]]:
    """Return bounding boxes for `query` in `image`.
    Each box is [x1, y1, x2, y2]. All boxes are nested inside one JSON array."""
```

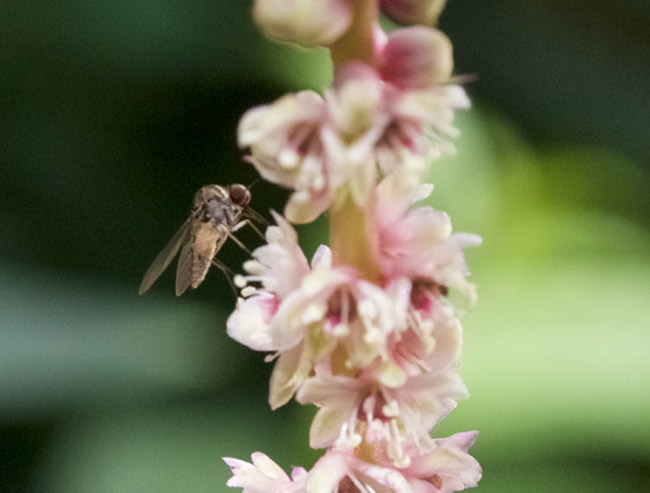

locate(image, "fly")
[[138, 183, 265, 296]]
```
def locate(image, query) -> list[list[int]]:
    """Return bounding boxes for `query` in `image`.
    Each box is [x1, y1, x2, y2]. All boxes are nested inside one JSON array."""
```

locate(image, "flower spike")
[[225, 1, 482, 491]]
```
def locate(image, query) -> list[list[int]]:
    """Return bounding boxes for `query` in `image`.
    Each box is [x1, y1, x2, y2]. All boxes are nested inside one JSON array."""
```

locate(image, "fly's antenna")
[[211, 258, 239, 298], [246, 178, 261, 191]]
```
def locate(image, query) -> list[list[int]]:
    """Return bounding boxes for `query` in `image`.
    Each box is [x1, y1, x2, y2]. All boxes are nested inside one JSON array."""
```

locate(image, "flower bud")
[[253, 0, 352, 47], [378, 26, 453, 89], [380, 0, 447, 26]]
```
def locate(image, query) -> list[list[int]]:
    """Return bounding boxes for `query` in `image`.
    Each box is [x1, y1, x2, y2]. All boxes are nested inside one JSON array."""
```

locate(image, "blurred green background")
[[1, 0, 649, 491]]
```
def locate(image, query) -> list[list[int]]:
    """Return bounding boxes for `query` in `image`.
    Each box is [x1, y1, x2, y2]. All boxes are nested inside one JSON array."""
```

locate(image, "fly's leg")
[[226, 229, 253, 256], [211, 258, 238, 297], [247, 220, 266, 240], [232, 218, 266, 241], [229, 220, 274, 272], [244, 208, 269, 239], [227, 217, 267, 255]]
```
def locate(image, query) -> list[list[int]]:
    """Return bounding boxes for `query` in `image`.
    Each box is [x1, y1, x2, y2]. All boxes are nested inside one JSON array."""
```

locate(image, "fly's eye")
[[229, 184, 251, 206]]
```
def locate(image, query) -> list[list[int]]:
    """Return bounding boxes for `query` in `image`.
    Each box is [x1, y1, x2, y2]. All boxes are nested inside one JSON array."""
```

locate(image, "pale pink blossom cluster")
[[224, 1, 481, 491], [238, 25, 468, 224]]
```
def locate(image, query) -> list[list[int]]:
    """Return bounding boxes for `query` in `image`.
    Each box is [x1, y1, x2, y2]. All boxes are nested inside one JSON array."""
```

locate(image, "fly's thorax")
[[204, 200, 243, 226], [193, 184, 229, 208], [191, 185, 236, 226]]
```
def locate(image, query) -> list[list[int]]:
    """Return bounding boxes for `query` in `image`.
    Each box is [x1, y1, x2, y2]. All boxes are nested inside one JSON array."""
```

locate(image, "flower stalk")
[[329, 194, 382, 282], [329, 0, 382, 282], [330, 0, 378, 69]]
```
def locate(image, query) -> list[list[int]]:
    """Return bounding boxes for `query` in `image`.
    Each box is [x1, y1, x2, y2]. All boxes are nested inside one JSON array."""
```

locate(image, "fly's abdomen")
[[191, 224, 226, 288]]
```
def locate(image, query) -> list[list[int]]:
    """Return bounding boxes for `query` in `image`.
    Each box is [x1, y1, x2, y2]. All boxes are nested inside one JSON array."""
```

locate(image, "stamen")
[[362, 395, 376, 422], [301, 302, 327, 324], [358, 299, 377, 320], [394, 453, 411, 469], [335, 422, 362, 449], [265, 226, 284, 243], [279, 148, 300, 169], [333, 324, 350, 337], [291, 190, 310, 204], [241, 286, 257, 298], [363, 328, 381, 344], [243, 260, 265, 275], [388, 420, 411, 468], [312, 173, 325, 191], [243, 275, 264, 284], [382, 399, 399, 418], [420, 318, 434, 334], [233, 275, 247, 288]]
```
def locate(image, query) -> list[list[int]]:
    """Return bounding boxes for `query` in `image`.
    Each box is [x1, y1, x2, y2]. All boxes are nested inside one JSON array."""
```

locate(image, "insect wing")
[[175, 238, 194, 297], [138, 218, 192, 295]]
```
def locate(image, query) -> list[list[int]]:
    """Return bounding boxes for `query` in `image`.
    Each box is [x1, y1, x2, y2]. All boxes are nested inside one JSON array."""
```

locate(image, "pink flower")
[[307, 449, 413, 492], [296, 366, 466, 467], [227, 213, 405, 409], [379, 27, 454, 91], [374, 27, 470, 176], [326, 56, 469, 203], [238, 91, 331, 223], [386, 296, 462, 378], [238, 66, 388, 222], [369, 175, 479, 377], [227, 213, 339, 407], [401, 432, 482, 493], [238, 32, 468, 224], [305, 432, 481, 493], [329, 56, 468, 195], [374, 84, 469, 176], [224, 434, 480, 493], [323, 64, 390, 208], [224, 452, 307, 492], [374, 175, 481, 305]]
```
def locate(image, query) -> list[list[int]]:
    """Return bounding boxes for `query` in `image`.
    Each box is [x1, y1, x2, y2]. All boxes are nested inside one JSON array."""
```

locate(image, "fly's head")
[[227, 184, 251, 207]]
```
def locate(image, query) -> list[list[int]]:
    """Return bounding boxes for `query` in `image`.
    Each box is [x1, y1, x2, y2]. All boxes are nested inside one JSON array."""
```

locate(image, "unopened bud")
[[253, 0, 352, 47], [380, 0, 447, 26], [379, 26, 453, 89]]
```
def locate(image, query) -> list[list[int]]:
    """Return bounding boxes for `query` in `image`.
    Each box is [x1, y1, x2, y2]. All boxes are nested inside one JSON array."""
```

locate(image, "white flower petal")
[[310, 245, 332, 270], [227, 295, 276, 351], [306, 453, 349, 493]]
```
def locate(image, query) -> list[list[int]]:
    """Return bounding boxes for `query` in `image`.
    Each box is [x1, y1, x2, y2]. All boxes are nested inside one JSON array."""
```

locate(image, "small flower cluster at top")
[[224, 1, 482, 492]]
